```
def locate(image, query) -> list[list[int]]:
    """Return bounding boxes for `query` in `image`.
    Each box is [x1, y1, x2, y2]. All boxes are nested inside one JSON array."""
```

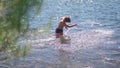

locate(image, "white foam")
[[94, 29, 114, 35], [25, 28, 115, 52], [24, 20, 116, 52], [80, 20, 102, 27]]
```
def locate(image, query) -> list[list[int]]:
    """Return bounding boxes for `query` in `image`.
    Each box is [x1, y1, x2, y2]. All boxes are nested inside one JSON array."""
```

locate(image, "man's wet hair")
[[64, 16, 71, 22]]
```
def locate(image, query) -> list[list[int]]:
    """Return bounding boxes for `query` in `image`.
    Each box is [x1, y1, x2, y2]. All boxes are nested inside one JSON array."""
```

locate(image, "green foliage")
[[43, 17, 53, 32], [0, 0, 43, 60], [12, 45, 32, 58]]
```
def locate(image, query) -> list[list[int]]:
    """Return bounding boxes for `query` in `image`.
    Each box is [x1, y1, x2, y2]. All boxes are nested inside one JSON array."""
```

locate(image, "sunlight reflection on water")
[[2, 0, 120, 68]]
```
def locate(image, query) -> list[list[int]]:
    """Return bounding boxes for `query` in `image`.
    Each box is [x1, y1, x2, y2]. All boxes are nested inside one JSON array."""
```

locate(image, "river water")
[[1, 0, 120, 68]]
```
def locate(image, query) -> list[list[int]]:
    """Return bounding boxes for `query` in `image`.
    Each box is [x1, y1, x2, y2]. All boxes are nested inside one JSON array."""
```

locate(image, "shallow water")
[[1, 0, 120, 68]]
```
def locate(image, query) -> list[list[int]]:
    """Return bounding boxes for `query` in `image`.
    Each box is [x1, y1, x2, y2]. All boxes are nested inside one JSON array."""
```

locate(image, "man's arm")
[[65, 23, 77, 29]]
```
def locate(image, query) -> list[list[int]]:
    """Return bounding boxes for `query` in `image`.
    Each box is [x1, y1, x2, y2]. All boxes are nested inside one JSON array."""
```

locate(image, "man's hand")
[[74, 24, 78, 26]]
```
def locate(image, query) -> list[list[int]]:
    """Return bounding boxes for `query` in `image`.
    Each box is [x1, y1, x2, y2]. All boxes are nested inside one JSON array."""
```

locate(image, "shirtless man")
[[55, 16, 77, 38]]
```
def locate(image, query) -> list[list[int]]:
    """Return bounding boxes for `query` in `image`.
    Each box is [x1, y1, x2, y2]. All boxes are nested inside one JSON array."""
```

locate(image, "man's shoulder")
[[60, 21, 63, 23]]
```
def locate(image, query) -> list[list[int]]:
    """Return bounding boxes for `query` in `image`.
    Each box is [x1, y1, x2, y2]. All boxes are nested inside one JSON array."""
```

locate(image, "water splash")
[[52, 29, 115, 52], [20, 20, 116, 53]]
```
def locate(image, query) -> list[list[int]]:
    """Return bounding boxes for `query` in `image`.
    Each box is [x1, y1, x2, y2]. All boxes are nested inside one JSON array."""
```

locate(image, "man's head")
[[62, 16, 71, 23]]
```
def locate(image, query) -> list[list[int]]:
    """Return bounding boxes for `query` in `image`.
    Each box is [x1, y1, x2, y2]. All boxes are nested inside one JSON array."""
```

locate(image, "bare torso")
[[57, 22, 65, 29]]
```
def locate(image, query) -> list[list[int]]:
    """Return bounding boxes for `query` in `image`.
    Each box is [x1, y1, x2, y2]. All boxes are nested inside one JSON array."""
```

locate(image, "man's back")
[[57, 22, 65, 29]]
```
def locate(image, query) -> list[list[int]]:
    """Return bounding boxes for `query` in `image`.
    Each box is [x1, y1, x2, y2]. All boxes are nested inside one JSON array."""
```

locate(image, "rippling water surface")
[[1, 0, 120, 68]]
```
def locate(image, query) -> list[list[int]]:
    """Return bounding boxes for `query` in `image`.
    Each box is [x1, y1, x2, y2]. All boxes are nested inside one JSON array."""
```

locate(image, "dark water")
[[1, 0, 120, 68]]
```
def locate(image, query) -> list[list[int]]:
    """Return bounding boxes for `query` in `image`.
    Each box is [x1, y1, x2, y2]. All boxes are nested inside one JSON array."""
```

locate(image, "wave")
[[20, 20, 116, 52], [20, 28, 115, 52]]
